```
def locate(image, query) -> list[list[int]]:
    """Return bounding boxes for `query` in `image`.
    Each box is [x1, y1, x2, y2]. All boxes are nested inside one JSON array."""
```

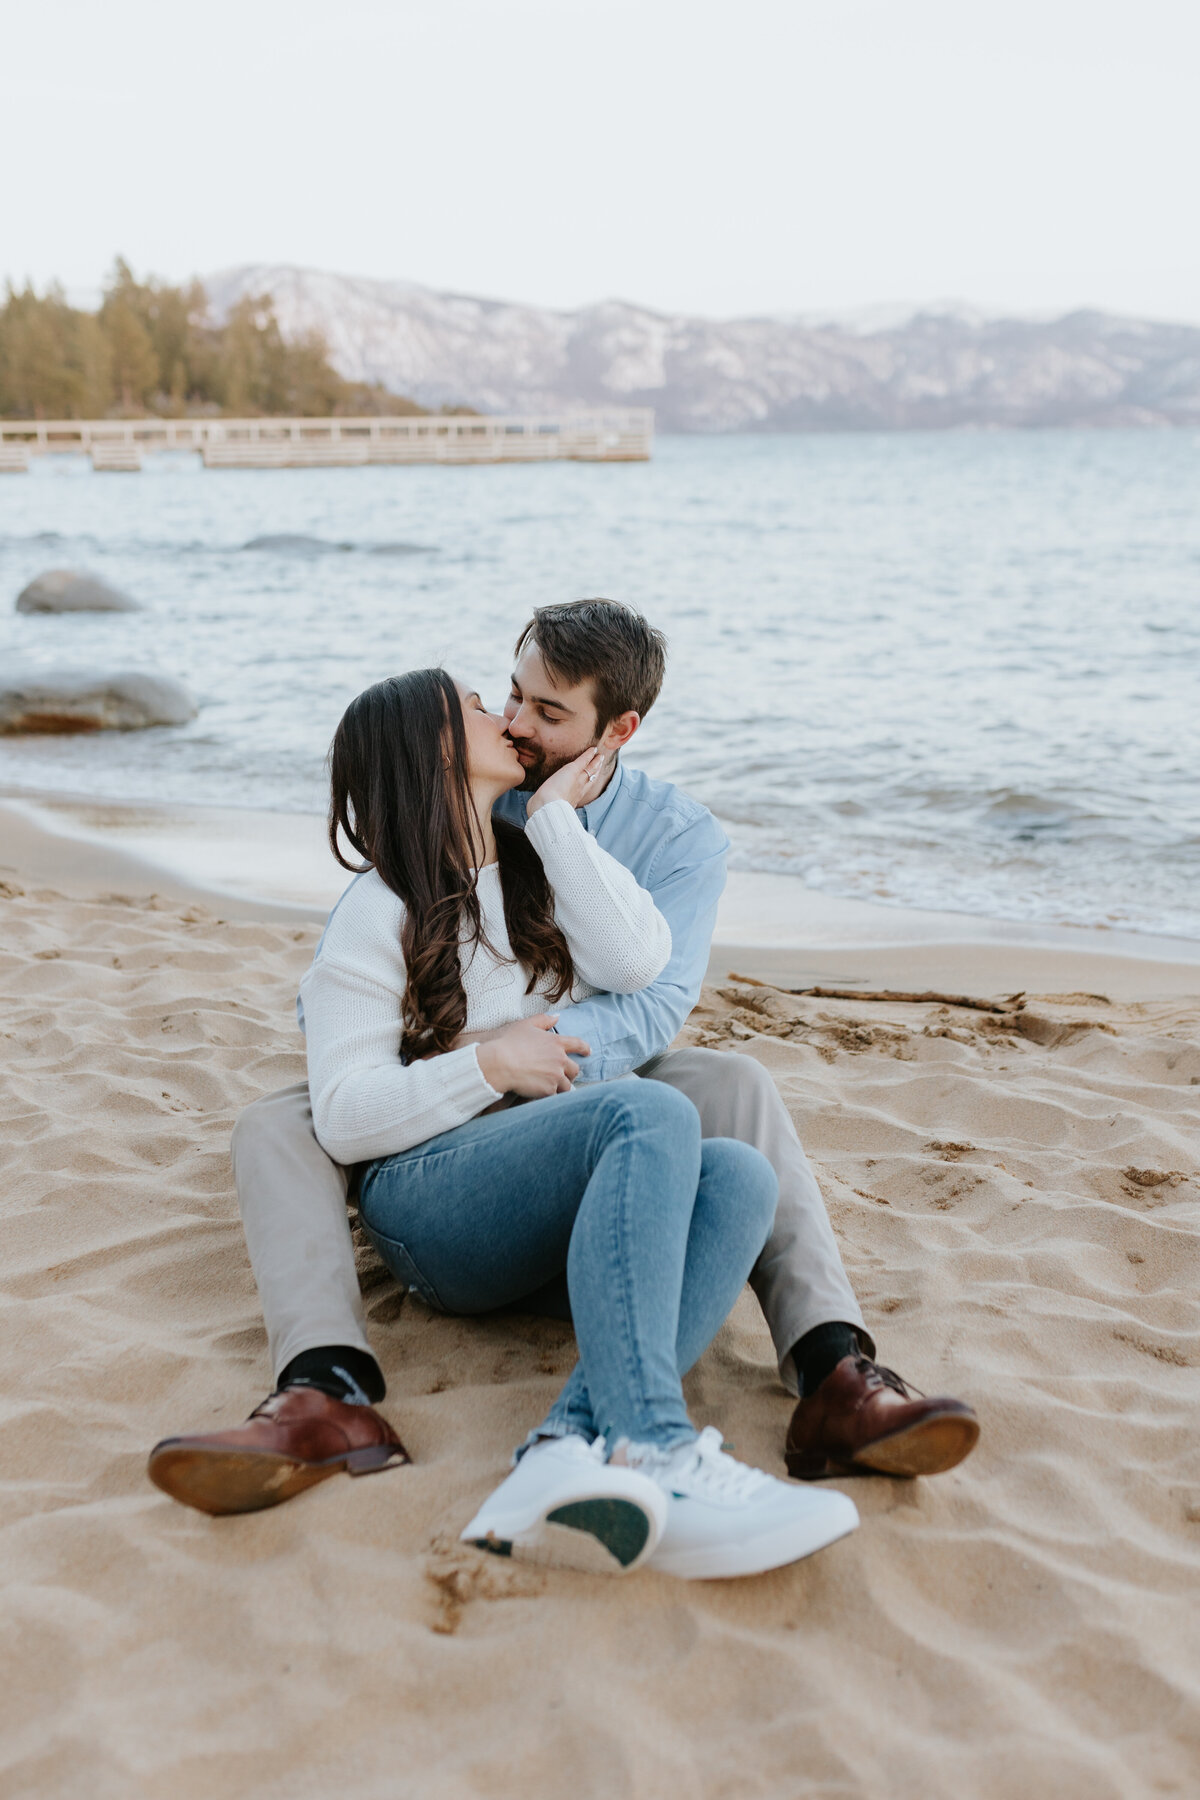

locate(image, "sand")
[[2, 814, 1199, 1799]]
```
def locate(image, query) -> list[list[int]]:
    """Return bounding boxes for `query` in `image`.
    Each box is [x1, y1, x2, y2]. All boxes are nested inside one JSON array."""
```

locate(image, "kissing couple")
[[150, 599, 978, 1578]]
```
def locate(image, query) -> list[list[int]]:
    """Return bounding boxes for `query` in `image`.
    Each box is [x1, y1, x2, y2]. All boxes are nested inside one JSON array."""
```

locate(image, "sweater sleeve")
[[523, 798, 672, 993], [299, 896, 502, 1164]]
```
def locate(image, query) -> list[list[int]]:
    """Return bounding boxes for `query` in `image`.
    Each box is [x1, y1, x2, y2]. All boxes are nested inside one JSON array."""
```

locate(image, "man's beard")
[[516, 741, 599, 793]]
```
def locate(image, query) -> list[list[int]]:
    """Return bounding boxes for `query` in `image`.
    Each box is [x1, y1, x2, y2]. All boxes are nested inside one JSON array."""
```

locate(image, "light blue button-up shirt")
[[493, 759, 729, 1081]]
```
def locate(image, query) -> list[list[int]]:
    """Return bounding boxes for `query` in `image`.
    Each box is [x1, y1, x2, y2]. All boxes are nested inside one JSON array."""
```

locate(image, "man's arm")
[[551, 812, 728, 1082]]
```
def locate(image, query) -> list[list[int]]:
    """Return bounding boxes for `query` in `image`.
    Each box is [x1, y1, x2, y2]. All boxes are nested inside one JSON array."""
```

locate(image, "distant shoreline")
[[200, 265, 1200, 431]]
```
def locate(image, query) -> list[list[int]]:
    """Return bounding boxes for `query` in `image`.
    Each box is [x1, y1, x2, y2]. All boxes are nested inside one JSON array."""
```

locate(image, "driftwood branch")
[[725, 974, 1026, 1015]]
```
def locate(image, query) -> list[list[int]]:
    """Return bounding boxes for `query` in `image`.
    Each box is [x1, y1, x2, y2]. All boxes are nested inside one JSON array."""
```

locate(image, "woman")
[[300, 670, 858, 1578]]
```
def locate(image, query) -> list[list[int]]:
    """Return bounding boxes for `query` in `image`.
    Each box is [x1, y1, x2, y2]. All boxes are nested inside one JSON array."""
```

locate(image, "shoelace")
[[639, 1427, 772, 1502], [856, 1357, 925, 1400]]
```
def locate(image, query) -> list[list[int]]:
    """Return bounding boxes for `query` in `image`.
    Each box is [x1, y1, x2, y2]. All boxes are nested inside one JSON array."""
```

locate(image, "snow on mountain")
[[203, 265, 1200, 430]]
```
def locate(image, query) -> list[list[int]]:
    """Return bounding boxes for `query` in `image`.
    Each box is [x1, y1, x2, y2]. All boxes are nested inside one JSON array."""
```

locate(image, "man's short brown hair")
[[514, 599, 667, 728]]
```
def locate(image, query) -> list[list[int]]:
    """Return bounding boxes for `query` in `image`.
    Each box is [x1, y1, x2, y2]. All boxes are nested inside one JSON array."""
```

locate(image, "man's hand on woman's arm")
[[450, 1025, 514, 1048], [475, 1014, 591, 1099]]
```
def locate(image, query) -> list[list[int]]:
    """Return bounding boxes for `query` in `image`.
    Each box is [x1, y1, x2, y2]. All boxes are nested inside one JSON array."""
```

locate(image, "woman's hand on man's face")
[[475, 1013, 591, 1098], [524, 746, 607, 817]]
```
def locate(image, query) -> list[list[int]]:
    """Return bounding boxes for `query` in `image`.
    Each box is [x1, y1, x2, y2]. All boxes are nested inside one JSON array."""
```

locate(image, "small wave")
[[982, 791, 1084, 837], [240, 533, 436, 557], [241, 534, 354, 556], [0, 530, 74, 549]]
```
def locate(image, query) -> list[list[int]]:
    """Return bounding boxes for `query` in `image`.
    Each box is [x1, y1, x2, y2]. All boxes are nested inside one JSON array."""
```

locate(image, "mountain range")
[[204, 265, 1200, 431]]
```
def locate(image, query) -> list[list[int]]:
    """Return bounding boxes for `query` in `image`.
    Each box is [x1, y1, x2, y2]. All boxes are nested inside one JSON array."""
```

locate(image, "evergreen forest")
[[0, 260, 424, 419]]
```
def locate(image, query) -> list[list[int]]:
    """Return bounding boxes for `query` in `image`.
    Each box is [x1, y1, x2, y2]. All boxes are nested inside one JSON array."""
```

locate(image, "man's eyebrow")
[[509, 676, 574, 716]]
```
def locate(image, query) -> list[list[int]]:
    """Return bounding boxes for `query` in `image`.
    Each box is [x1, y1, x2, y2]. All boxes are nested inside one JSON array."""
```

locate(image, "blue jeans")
[[357, 1080, 778, 1452]]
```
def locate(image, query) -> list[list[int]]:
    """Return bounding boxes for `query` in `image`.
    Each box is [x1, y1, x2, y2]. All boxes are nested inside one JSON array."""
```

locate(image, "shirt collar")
[[578, 755, 625, 834]]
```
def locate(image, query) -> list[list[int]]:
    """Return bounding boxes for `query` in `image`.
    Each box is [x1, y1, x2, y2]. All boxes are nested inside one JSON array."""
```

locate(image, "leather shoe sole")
[[787, 1405, 980, 1481], [148, 1438, 407, 1516]]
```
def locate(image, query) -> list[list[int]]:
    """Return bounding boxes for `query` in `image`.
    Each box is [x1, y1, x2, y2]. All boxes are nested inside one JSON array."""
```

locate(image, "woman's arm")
[[523, 797, 672, 992], [301, 874, 593, 1159], [302, 954, 503, 1164], [548, 808, 727, 1081]]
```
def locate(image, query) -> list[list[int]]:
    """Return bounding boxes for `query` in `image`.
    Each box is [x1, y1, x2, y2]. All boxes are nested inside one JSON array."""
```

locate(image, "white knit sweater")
[[300, 798, 672, 1164]]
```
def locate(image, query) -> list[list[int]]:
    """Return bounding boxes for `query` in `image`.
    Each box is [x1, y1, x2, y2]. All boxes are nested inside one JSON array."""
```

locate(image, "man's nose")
[[506, 704, 535, 740]]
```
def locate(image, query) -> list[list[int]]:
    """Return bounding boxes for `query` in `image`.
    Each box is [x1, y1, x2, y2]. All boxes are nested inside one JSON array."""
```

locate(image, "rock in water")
[[0, 670, 197, 733], [16, 570, 142, 613]]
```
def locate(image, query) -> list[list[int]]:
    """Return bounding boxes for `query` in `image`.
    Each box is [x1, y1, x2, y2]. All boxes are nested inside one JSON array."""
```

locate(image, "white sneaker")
[[631, 1427, 860, 1580], [460, 1434, 669, 1575]]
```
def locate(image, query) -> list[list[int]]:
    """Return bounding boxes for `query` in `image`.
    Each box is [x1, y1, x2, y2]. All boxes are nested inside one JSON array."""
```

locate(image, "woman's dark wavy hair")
[[328, 669, 574, 1061]]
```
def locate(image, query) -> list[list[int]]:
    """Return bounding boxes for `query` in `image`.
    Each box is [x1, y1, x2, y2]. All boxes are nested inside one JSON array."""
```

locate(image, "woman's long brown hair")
[[328, 670, 574, 1061]]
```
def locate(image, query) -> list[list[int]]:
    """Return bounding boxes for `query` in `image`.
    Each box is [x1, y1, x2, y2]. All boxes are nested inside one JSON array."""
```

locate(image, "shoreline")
[[3, 787, 1198, 1002]]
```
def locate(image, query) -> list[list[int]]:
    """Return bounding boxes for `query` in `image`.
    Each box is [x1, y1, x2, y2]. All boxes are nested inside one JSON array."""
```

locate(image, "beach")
[[2, 801, 1198, 1799]]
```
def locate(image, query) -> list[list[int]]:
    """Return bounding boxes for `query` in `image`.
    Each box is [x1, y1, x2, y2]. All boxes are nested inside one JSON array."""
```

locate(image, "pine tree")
[[100, 261, 159, 412], [0, 284, 91, 416], [219, 296, 262, 413], [77, 313, 113, 417]]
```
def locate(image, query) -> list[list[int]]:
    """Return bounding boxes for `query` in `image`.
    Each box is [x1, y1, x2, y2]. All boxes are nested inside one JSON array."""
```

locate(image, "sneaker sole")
[[787, 1410, 980, 1481], [147, 1441, 408, 1516], [649, 1498, 859, 1580], [469, 1497, 656, 1576]]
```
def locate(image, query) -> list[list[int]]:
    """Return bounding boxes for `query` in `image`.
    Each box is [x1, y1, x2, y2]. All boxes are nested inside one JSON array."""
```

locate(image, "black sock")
[[277, 1345, 386, 1406], [792, 1322, 863, 1398]]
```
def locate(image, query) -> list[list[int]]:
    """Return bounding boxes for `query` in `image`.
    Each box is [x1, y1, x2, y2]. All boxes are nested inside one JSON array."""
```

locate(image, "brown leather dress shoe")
[[147, 1386, 410, 1515], [786, 1355, 979, 1480]]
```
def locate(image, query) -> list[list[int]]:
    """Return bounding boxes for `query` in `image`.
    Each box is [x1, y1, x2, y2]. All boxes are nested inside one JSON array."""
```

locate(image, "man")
[[149, 600, 978, 1515]]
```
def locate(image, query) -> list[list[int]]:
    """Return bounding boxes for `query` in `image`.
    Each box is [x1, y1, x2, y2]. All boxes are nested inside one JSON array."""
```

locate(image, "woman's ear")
[[599, 710, 641, 753]]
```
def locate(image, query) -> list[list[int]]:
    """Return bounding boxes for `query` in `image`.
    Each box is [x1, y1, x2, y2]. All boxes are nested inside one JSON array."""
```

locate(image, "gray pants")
[[231, 1047, 870, 1398]]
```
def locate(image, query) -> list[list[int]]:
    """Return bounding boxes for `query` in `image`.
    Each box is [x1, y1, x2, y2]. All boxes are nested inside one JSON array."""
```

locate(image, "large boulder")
[[0, 669, 197, 734], [16, 569, 142, 614]]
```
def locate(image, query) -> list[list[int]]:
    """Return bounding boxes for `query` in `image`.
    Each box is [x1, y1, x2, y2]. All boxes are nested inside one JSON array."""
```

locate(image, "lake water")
[[1, 431, 1197, 939]]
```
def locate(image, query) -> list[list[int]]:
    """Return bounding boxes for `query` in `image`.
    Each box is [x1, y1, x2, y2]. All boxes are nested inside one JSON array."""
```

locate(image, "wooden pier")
[[0, 410, 652, 471]]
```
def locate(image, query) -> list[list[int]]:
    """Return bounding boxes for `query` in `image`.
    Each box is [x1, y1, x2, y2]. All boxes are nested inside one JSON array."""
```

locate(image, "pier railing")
[[0, 410, 653, 471]]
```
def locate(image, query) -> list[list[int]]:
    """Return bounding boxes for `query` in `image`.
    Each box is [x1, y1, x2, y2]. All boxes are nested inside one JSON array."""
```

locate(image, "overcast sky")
[[6, 0, 1199, 323]]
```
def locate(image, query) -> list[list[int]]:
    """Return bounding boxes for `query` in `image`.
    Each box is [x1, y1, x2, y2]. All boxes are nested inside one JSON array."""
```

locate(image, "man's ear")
[[599, 710, 640, 754]]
